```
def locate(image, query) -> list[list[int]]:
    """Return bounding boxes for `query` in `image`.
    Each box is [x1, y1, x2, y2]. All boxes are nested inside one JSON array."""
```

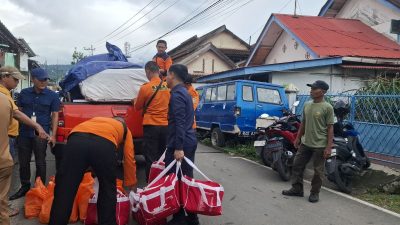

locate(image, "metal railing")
[[296, 94, 400, 165]]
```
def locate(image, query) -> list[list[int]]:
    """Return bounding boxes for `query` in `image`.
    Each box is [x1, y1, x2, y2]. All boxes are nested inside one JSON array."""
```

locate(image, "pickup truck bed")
[[54, 101, 144, 154]]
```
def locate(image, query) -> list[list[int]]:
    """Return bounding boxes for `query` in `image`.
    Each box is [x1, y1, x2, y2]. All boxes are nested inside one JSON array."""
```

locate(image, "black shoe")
[[186, 215, 200, 225], [9, 186, 30, 201], [282, 188, 304, 197], [167, 217, 187, 225], [308, 192, 319, 203]]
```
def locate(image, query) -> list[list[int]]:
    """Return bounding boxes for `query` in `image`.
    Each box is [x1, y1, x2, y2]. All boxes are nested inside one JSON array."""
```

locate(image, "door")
[[237, 83, 256, 135]]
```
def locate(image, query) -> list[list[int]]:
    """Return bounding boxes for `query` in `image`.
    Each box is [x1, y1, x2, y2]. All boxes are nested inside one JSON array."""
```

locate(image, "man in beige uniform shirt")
[[0, 93, 13, 225]]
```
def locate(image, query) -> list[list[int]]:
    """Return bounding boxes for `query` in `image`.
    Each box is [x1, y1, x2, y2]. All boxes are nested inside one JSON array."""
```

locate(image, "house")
[[198, 14, 400, 93], [0, 20, 37, 92], [168, 25, 250, 78], [319, 0, 400, 41]]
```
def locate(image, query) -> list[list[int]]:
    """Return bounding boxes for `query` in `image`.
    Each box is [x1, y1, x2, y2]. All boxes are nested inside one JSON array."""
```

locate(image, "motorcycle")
[[325, 100, 370, 193], [254, 101, 301, 181]]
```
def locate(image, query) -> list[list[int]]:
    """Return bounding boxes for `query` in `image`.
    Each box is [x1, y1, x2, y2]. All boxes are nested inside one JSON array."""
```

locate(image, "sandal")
[[8, 207, 19, 217]]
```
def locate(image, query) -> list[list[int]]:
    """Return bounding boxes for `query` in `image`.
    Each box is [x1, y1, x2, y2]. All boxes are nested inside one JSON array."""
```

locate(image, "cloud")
[[1, 0, 325, 64]]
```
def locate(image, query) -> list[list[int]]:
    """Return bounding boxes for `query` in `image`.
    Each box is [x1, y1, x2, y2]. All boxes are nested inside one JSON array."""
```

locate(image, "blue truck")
[[195, 80, 289, 147]]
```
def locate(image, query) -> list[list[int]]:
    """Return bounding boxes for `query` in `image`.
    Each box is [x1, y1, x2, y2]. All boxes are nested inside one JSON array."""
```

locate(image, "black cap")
[[307, 80, 329, 91]]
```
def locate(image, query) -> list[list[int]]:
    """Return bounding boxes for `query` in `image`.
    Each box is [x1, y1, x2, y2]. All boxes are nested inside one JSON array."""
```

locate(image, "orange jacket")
[[186, 85, 199, 129], [153, 55, 172, 72], [135, 77, 170, 126], [71, 117, 137, 187]]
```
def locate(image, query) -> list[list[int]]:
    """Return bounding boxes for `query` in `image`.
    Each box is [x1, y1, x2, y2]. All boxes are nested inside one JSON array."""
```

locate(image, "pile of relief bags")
[[24, 157, 224, 225]]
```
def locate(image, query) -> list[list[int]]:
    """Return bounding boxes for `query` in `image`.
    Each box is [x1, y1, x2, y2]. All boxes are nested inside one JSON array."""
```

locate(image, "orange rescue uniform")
[[71, 117, 137, 187], [186, 84, 199, 129], [153, 55, 172, 73], [135, 77, 170, 126]]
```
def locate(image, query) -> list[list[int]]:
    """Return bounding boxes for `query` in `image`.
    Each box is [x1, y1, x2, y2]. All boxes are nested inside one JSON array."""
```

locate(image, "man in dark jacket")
[[164, 64, 199, 225]]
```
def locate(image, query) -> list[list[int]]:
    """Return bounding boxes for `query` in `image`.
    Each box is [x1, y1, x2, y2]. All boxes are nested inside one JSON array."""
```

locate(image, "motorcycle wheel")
[[274, 151, 291, 181], [260, 147, 272, 167], [334, 159, 353, 194]]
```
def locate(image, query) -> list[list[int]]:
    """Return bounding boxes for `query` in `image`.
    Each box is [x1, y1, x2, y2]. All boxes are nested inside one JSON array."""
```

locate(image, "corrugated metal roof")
[[275, 14, 400, 59], [341, 65, 400, 70]]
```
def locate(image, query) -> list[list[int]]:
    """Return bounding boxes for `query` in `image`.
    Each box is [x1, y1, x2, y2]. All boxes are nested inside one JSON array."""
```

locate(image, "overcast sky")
[[0, 0, 326, 65]]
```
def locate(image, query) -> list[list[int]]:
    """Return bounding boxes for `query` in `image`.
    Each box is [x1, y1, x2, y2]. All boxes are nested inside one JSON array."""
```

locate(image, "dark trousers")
[[291, 144, 325, 194], [143, 125, 168, 181], [49, 133, 117, 225], [165, 145, 199, 224], [17, 136, 48, 187]]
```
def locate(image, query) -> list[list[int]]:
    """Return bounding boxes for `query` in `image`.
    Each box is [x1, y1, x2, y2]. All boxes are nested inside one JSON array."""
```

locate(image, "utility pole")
[[294, 0, 297, 17], [124, 42, 131, 58], [84, 44, 96, 56]]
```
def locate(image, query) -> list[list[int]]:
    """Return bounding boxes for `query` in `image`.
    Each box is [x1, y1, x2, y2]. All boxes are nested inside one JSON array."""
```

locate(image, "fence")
[[296, 94, 400, 166]]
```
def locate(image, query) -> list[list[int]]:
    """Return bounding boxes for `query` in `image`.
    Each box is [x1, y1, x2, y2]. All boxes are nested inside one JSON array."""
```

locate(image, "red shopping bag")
[[130, 160, 180, 225], [84, 179, 130, 225], [148, 150, 166, 183], [180, 157, 224, 216]]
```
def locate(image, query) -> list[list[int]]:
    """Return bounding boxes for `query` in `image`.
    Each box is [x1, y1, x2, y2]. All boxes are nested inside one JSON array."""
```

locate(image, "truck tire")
[[211, 127, 225, 147]]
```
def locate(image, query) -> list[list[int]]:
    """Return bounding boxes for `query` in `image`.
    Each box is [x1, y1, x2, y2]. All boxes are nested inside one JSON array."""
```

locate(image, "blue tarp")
[[60, 42, 141, 94]]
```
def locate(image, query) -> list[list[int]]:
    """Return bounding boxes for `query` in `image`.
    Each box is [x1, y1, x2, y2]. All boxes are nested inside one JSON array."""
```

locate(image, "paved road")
[[9, 144, 400, 225]]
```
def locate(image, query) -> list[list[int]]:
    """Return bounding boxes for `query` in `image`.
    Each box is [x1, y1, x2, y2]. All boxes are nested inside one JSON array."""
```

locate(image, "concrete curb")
[[231, 156, 400, 219]]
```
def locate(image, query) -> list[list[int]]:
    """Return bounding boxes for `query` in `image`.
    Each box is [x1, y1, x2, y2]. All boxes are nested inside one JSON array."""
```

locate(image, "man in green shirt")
[[282, 80, 334, 203]]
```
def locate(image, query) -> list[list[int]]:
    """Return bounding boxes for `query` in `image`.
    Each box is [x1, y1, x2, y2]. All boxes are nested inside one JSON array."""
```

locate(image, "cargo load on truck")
[[79, 68, 147, 102]]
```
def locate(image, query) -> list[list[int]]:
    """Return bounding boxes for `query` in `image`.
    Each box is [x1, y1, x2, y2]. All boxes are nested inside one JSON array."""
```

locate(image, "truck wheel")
[[211, 128, 225, 147]]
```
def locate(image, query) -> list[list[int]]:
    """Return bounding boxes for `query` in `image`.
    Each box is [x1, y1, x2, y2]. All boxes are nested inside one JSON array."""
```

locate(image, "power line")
[[96, 0, 167, 47], [131, 0, 241, 52], [113, 0, 182, 43], [94, 0, 158, 44], [129, 0, 229, 53]]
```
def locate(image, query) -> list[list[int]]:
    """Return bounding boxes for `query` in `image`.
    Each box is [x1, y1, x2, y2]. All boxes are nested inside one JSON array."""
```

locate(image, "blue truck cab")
[[195, 80, 289, 147]]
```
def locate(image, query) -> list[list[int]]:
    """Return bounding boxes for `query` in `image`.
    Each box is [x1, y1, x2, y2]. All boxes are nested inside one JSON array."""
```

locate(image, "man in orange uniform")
[[153, 40, 172, 78], [135, 61, 170, 181], [49, 117, 136, 225], [185, 75, 199, 129]]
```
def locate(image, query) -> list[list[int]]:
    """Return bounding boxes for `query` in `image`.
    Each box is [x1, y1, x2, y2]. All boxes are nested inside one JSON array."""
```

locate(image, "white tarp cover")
[[80, 68, 147, 102]]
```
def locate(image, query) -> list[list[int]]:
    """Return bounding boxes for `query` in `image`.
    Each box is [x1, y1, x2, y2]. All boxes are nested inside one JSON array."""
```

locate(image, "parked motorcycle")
[[325, 100, 370, 193], [254, 102, 301, 181]]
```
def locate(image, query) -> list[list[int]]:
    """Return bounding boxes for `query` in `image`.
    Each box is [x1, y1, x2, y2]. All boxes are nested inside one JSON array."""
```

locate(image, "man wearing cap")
[[282, 80, 334, 203], [9, 68, 60, 200], [0, 66, 48, 161]]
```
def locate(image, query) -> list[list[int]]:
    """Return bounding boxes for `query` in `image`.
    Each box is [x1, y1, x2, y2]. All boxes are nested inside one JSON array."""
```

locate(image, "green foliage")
[[71, 47, 86, 65], [353, 76, 400, 125]]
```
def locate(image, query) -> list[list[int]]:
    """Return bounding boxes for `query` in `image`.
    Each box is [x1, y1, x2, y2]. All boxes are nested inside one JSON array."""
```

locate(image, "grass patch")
[[356, 189, 400, 214], [200, 138, 261, 162]]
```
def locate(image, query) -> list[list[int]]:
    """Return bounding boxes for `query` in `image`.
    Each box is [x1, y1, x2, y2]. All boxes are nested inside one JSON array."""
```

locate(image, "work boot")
[[308, 192, 319, 203], [282, 187, 304, 197], [9, 185, 30, 201]]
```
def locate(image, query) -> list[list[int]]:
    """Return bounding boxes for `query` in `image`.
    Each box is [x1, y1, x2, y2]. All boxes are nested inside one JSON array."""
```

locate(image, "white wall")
[[336, 0, 400, 41], [270, 66, 372, 94], [187, 51, 233, 76], [208, 32, 249, 50], [264, 31, 313, 65]]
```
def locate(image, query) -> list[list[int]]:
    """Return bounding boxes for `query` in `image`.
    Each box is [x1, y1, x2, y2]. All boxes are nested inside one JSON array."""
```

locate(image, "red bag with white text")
[[84, 179, 130, 225], [130, 160, 180, 224], [148, 150, 166, 183], [180, 157, 224, 216]]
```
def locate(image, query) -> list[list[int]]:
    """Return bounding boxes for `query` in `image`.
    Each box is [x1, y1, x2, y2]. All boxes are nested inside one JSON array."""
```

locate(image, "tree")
[[71, 47, 86, 65]]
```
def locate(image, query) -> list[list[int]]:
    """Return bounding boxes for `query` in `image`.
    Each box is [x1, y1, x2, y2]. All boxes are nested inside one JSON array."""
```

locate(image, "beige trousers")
[[0, 166, 13, 225]]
